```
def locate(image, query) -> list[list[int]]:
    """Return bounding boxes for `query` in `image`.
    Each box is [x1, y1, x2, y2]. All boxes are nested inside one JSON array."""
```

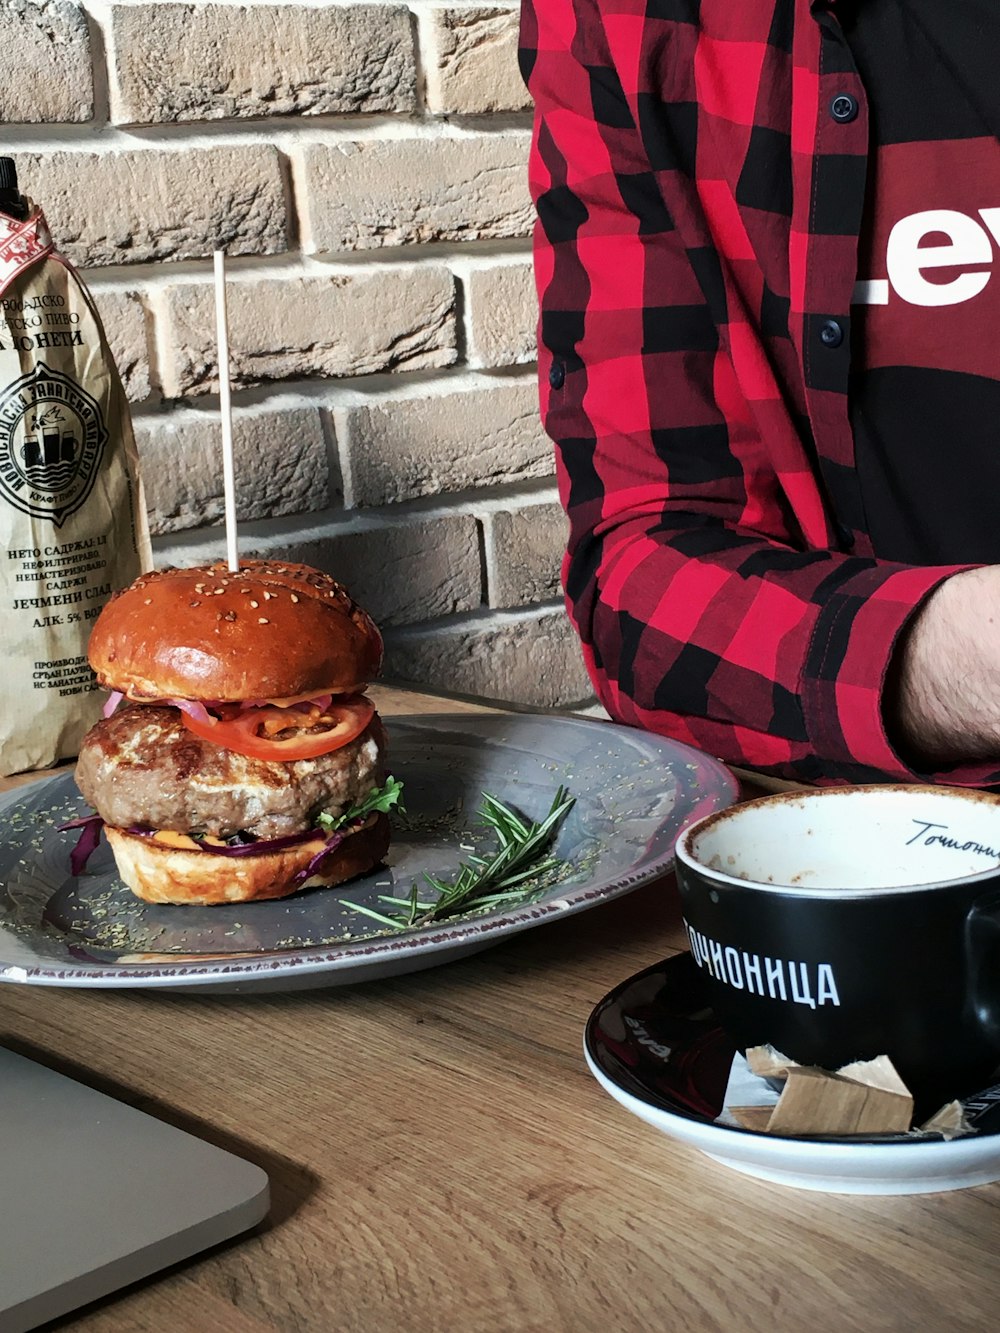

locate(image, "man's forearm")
[[890, 567, 1000, 764]]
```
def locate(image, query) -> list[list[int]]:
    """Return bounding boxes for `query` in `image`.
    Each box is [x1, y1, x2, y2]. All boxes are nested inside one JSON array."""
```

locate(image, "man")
[[521, 0, 1000, 784]]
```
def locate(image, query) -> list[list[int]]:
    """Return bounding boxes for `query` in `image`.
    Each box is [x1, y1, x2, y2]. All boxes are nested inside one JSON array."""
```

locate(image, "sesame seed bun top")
[[88, 560, 383, 701]]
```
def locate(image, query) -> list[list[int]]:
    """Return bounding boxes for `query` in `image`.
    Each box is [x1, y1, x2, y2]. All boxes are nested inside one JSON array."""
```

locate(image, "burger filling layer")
[[76, 705, 386, 842]]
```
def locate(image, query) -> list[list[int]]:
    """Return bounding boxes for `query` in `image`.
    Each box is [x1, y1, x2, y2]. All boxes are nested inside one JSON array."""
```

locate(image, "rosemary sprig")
[[344, 786, 575, 931]]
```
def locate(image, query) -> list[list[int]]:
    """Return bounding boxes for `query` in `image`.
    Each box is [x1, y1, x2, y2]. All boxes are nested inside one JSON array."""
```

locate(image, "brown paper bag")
[[0, 205, 151, 776]]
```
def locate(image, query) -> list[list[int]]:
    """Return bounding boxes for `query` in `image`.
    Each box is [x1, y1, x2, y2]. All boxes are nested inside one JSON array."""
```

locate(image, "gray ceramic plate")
[[0, 713, 736, 991]]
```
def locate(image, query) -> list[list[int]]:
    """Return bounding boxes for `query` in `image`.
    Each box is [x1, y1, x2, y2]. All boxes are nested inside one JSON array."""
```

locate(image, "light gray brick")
[[155, 513, 482, 627], [483, 501, 565, 608], [0, 0, 92, 123], [427, 6, 530, 115], [280, 517, 482, 627], [159, 269, 457, 398], [92, 288, 152, 403], [300, 134, 532, 253], [384, 611, 593, 708], [108, 3, 417, 125], [466, 260, 536, 367], [19, 146, 287, 268], [136, 406, 329, 536], [343, 380, 551, 507]]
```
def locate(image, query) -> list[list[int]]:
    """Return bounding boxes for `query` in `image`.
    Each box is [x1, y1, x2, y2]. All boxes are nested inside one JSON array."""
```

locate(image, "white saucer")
[[584, 954, 1000, 1194]]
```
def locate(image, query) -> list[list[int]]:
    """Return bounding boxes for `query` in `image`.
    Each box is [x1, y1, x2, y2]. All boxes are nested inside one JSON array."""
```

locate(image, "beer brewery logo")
[[0, 361, 107, 526]]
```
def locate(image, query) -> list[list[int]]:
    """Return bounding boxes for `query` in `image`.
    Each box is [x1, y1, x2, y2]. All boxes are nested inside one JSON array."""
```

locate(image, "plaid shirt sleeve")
[[520, 0, 984, 785]]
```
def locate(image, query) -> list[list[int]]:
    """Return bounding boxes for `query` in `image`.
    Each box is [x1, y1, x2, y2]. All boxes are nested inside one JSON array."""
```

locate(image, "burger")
[[73, 559, 399, 906]]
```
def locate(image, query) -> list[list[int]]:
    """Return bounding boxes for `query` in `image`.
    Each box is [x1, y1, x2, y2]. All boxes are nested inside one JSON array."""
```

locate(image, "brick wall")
[[1, 0, 595, 710]]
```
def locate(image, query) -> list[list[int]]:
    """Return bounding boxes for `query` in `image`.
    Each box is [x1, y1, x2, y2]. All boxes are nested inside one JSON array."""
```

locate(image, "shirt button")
[[820, 319, 844, 348], [549, 361, 566, 389], [830, 93, 859, 123]]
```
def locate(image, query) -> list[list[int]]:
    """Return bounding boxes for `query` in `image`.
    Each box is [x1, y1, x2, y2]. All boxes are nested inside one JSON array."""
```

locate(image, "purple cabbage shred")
[[61, 814, 105, 876]]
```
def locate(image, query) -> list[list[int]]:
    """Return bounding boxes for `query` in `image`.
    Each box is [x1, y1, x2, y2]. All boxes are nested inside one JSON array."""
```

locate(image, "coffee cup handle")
[[966, 887, 1000, 1045]]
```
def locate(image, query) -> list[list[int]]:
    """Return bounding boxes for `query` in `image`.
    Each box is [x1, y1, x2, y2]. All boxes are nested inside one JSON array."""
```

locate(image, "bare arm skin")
[[891, 568, 1000, 765]]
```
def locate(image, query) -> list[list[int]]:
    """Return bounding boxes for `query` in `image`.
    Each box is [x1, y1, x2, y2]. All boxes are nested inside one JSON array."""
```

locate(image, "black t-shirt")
[[846, 0, 1000, 564]]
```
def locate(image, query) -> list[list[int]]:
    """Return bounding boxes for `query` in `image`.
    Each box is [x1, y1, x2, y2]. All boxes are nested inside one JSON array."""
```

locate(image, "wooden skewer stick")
[[213, 249, 239, 573]]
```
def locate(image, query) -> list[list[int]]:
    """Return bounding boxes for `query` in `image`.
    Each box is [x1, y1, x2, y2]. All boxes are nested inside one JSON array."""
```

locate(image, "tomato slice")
[[180, 694, 375, 761]]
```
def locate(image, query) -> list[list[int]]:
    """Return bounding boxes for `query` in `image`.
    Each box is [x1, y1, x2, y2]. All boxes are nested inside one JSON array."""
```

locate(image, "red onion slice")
[[101, 690, 124, 718], [161, 697, 218, 726], [114, 695, 340, 726]]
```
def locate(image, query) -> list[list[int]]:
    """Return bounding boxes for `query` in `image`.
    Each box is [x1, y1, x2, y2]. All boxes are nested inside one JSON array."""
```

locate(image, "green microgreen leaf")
[[316, 776, 405, 833]]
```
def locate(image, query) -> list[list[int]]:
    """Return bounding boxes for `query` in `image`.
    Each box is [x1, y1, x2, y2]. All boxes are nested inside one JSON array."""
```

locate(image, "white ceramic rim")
[[675, 783, 1000, 900]]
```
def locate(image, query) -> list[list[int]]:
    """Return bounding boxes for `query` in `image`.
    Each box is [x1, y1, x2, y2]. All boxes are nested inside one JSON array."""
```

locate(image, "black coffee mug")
[[674, 785, 1000, 1113]]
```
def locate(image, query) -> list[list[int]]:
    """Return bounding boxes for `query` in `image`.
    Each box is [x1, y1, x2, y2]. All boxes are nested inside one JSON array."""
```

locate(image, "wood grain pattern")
[[2, 688, 999, 1331]]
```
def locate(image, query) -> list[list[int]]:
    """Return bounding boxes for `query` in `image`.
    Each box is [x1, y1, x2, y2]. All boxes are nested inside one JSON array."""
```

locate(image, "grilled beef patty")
[[76, 705, 385, 840]]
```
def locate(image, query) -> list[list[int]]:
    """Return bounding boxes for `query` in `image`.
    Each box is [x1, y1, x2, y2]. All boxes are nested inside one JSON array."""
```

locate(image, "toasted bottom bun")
[[105, 814, 390, 906]]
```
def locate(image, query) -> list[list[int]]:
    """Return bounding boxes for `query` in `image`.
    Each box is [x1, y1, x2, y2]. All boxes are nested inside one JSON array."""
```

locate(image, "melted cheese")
[[149, 831, 228, 850], [150, 830, 201, 850]]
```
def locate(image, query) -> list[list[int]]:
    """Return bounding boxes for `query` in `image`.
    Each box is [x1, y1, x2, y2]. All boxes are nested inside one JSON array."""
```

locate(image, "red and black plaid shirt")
[[521, 0, 990, 785]]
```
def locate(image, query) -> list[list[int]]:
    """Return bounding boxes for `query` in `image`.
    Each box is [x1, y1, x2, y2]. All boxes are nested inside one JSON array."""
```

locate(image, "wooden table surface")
[[2, 687, 1000, 1332]]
